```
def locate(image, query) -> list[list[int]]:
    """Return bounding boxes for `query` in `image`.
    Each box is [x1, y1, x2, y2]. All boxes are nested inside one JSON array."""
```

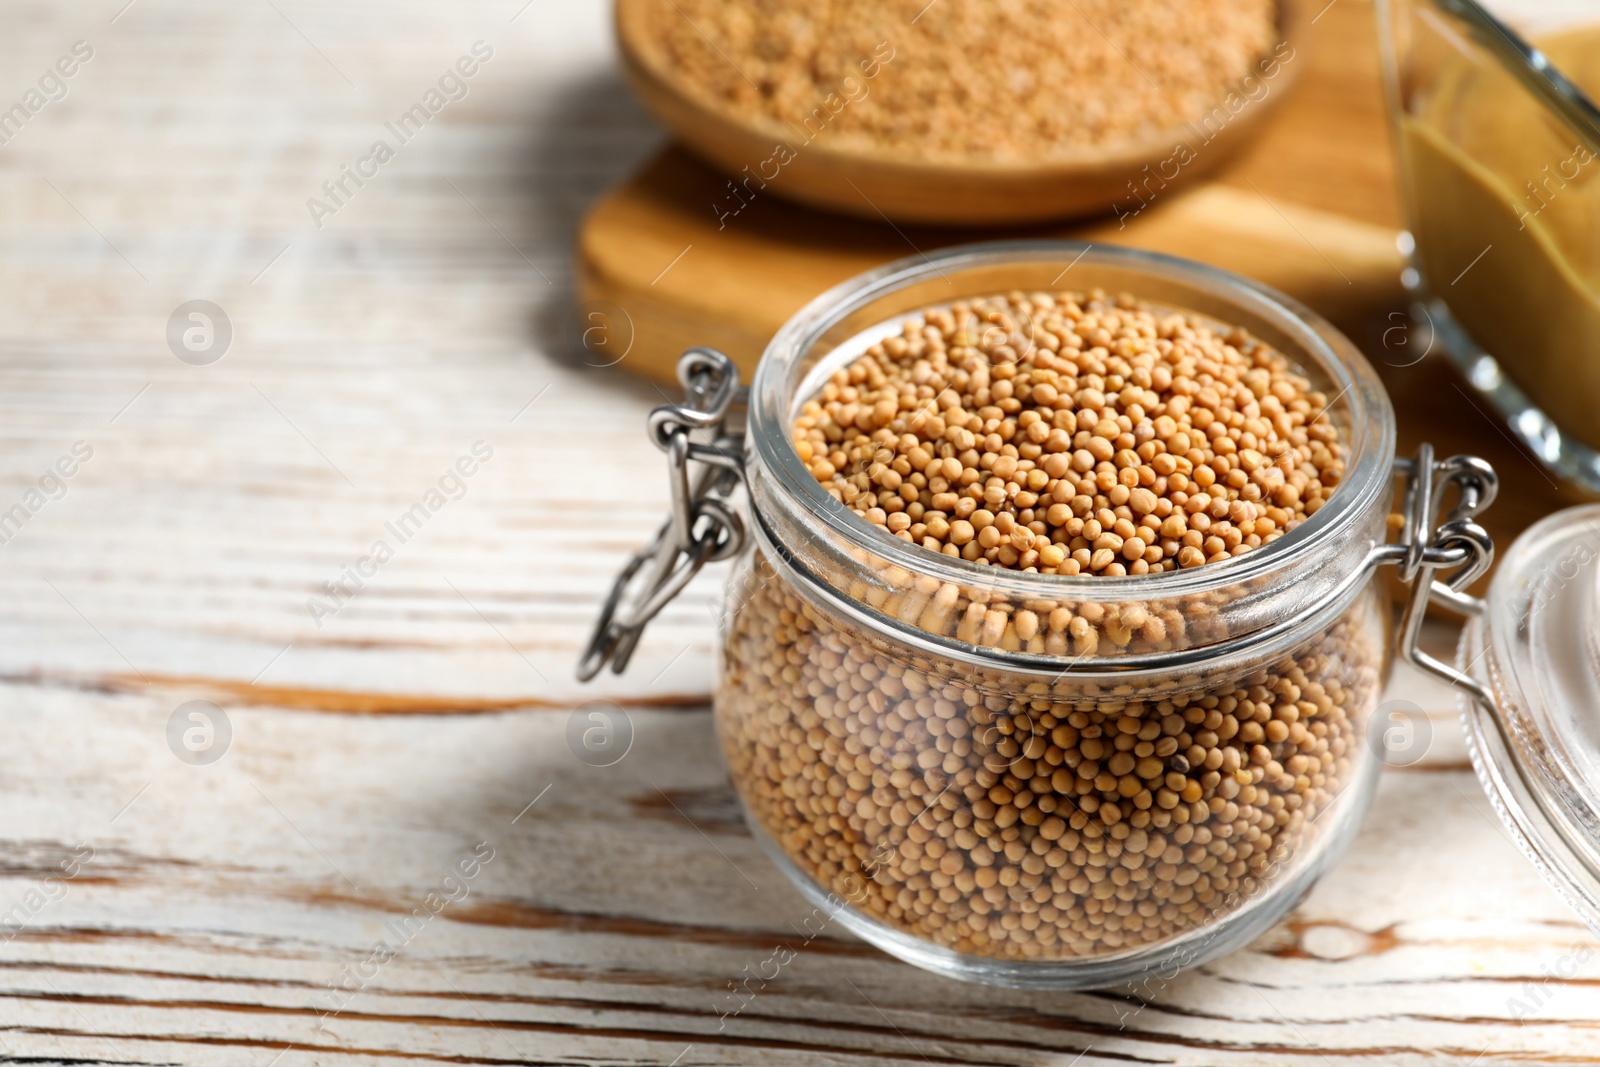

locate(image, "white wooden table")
[[0, 1, 1595, 1063]]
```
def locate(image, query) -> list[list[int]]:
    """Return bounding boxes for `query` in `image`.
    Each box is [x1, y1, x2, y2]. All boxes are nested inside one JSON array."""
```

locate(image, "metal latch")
[[1378, 444, 1498, 704], [577, 349, 748, 681]]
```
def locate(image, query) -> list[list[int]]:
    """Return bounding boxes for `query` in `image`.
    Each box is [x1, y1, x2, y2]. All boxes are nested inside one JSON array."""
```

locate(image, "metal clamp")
[[576, 349, 749, 681], [1378, 444, 1498, 703]]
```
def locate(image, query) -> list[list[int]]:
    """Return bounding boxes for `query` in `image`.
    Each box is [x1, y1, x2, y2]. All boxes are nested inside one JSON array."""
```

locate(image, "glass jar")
[[1459, 504, 1600, 929], [580, 242, 1498, 988], [1377, 0, 1600, 489]]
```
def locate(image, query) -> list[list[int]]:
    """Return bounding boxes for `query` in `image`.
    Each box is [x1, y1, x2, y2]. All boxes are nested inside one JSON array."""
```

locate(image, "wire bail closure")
[[1378, 444, 1498, 703], [577, 349, 749, 681]]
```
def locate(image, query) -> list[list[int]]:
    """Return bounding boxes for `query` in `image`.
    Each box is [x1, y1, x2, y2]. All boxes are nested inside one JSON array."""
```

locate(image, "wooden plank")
[[577, 152, 1407, 381], [1, 682, 1599, 1066]]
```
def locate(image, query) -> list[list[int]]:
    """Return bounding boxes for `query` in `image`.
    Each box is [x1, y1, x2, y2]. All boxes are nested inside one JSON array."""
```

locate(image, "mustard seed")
[[639, 0, 1278, 165], [795, 290, 1345, 578], [720, 578, 1374, 964]]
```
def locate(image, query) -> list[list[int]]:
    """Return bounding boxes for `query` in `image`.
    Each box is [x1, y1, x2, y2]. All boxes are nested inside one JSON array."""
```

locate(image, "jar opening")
[[747, 242, 1396, 608]]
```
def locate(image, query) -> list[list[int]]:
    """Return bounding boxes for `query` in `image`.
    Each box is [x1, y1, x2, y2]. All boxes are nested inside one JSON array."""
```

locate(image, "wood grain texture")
[[0, 1, 1596, 1065]]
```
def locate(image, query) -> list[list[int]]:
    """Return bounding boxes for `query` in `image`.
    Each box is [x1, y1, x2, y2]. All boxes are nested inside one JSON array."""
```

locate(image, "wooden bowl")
[[614, 0, 1306, 227]]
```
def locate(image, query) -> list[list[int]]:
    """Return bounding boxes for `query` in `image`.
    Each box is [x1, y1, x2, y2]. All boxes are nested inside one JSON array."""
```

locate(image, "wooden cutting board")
[[576, 0, 1585, 553]]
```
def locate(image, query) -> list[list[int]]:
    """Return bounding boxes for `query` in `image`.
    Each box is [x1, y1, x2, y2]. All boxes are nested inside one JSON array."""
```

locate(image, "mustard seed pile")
[[713, 288, 1377, 966], [640, 0, 1279, 161], [795, 290, 1345, 577], [719, 557, 1379, 961]]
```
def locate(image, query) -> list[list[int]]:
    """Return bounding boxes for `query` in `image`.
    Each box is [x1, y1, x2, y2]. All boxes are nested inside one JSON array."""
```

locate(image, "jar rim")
[[746, 240, 1396, 600]]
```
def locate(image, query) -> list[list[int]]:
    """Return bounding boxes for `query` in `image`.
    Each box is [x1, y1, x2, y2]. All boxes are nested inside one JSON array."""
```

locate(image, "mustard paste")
[[1402, 29, 1600, 449]]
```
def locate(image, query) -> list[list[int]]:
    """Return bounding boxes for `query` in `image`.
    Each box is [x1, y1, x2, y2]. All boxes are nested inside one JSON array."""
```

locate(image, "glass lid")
[[1460, 504, 1600, 933]]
